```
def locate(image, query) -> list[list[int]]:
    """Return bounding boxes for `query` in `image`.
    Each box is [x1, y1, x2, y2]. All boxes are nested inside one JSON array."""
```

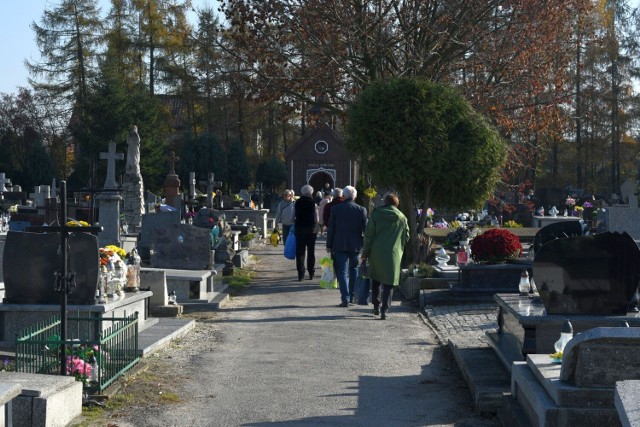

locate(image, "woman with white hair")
[[275, 189, 295, 244], [292, 184, 319, 281]]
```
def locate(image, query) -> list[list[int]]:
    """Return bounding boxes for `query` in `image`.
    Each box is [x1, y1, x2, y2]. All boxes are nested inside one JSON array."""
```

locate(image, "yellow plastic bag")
[[319, 257, 337, 289], [270, 228, 280, 247]]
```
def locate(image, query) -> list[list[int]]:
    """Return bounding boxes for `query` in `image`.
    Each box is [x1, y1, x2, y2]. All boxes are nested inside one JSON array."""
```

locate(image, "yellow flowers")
[[549, 351, 563, 359], [66, 220, 90, 227], [363, 187, 377, 199], [104, 244, 127, 259]]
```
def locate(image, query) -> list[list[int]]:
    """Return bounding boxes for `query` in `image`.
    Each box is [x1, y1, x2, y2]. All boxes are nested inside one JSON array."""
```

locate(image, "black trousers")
[[295, 233, 316, 278], [371, 280, 394, 311]]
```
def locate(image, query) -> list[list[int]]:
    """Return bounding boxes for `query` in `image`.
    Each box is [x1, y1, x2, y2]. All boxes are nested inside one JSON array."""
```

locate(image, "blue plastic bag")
[[284, 226, 296, 260]]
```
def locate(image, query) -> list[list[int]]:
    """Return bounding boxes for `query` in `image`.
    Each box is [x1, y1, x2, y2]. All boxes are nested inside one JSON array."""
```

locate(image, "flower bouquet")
[[470, 228, 522, 263]]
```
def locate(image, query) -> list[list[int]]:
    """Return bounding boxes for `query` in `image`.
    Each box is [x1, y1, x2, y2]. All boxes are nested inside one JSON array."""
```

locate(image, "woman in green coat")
[[361, 193, 410, 319]]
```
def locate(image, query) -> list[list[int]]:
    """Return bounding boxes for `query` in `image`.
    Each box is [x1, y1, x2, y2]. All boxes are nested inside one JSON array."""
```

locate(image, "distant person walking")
[[292, 185, 319, 281], [323, 188, 344, 227], [317, 192, 332, 235], [275, 189, 295, 244], [361, 193, 409, 320], [326, 186, 367, 307]]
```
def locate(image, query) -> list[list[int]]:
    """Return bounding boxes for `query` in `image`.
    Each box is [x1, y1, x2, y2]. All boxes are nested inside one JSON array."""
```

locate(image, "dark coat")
[[293, 195, 318, 235], [323, 196, 344, 226], [326, 199, 368, 253]]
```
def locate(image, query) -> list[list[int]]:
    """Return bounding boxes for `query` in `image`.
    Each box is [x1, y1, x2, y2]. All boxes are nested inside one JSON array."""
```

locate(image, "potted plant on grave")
[[470, 228, 522, 264], [239, 232, 256, 248]]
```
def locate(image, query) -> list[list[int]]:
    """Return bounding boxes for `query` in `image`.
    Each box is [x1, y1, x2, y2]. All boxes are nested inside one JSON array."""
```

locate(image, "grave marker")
[[535, 231, 640, 315], [99, 142, 124, 190]]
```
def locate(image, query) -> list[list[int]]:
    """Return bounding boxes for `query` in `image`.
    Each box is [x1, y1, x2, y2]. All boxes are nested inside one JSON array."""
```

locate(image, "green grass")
[[224, 267, 254, 289]]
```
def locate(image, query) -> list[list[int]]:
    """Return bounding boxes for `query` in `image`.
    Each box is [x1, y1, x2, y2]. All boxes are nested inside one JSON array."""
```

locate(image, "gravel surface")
[[73, 239, 498, 427]]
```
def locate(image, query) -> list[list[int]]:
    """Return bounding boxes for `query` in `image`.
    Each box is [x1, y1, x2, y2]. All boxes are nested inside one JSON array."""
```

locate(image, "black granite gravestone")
[[3, 231, 99, 304], [149, 223, 212, 270], [532, 220, 584, 254], [534, 232, 640, 315]]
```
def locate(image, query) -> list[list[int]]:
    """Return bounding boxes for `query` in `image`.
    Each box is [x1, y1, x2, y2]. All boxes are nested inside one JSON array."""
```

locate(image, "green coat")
[[362, 205, 410, 286]]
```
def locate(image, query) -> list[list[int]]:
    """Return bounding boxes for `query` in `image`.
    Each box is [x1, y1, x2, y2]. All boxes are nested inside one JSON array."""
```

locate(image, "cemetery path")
[[81, 239, 498, 427]]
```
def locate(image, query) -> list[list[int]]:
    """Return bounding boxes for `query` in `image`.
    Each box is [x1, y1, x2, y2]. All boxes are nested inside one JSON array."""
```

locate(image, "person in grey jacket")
[[326, 185, 368, 307], [275, 189, 295, 244]]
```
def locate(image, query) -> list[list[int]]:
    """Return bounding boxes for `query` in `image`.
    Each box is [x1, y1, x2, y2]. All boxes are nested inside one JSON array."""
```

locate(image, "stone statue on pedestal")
[[122, 126, 146, 231]]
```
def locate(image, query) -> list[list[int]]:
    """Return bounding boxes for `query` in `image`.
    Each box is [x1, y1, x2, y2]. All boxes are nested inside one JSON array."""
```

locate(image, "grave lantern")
[[125, 248, 141, 292], [554, 319, 573, 353], [168, 290, 177, 305], [518, 270, 531, 295]]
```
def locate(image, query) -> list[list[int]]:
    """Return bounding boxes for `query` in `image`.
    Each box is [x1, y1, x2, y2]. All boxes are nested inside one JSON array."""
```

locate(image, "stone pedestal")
[[163, 173, 181, 209], [122, 173, 145, 231]]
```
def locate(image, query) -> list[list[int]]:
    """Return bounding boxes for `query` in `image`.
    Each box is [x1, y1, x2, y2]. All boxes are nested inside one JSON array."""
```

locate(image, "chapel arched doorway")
[[308, 171, 334, 195]]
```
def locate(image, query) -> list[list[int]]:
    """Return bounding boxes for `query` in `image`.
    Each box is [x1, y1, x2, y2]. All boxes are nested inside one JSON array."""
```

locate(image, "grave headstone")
[[149, 223, 213, 270], [238, 189, 251, 204], [536, 187, 566, 211], [30, 185, 50, 207], [99, 142, 123, 190], [532, 220, 583, 254], [97, 142, 123, 247], [138, 210, 181, 259], [221, 194, 233, 208], [504, 327, 640, 427], [535, 232, 640, 315], [0, 173, 11, 192], [620, 179, 635, 204], [3, 231, 99, 304], [163, 151, 181, 209], [561, 327, 640, 387]]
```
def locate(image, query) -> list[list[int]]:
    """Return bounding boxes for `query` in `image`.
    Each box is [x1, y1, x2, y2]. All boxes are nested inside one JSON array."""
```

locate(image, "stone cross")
[[100, 142, 124, 190], [168, 151, 179, 175], [0, 173, 11, 192]]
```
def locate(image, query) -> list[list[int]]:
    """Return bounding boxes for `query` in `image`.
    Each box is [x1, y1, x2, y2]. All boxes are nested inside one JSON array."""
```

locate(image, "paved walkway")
[[422, 303, 499, 349], [114, 237, 499, 426]]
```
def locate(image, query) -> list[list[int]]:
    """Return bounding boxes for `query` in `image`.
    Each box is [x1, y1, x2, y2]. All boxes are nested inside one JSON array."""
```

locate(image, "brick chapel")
[[284, 123, 359, 195]]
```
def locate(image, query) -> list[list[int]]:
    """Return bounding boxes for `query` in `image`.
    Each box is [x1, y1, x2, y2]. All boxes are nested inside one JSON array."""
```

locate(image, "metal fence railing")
[[15, 312, 140, 393]]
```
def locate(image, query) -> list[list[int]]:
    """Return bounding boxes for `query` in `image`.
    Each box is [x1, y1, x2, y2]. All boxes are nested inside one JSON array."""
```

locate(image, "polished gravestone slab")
[[535, 232, 640, 315], [3, 230, 99, 305], [150, 223, 213, 270], [487, 294, 640, 371], [532, 220, 583, 254]]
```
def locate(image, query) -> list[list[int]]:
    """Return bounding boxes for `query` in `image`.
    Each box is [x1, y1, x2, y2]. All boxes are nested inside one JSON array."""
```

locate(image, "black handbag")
[[355, 261, 370, 305]]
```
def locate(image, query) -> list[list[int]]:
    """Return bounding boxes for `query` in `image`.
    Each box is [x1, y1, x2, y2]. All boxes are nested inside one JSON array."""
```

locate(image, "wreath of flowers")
[[470, 228, 522, 263]]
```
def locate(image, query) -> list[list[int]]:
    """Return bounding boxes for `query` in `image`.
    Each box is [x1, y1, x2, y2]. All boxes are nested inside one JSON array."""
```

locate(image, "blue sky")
[[0, 0, 218, 94]]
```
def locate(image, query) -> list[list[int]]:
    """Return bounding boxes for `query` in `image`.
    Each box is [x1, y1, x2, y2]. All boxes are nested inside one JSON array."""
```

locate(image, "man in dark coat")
[[326, 185, 368, 307], [293, 184, 319, 281]]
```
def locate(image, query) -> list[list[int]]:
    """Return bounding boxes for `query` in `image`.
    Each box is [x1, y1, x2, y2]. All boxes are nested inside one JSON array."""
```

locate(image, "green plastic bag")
[[319, 257, 337, 289]]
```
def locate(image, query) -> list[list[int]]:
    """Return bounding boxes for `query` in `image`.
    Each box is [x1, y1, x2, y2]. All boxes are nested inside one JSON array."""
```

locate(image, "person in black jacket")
[[293, 185, 319, 281], [326, 185, 368, 306]]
